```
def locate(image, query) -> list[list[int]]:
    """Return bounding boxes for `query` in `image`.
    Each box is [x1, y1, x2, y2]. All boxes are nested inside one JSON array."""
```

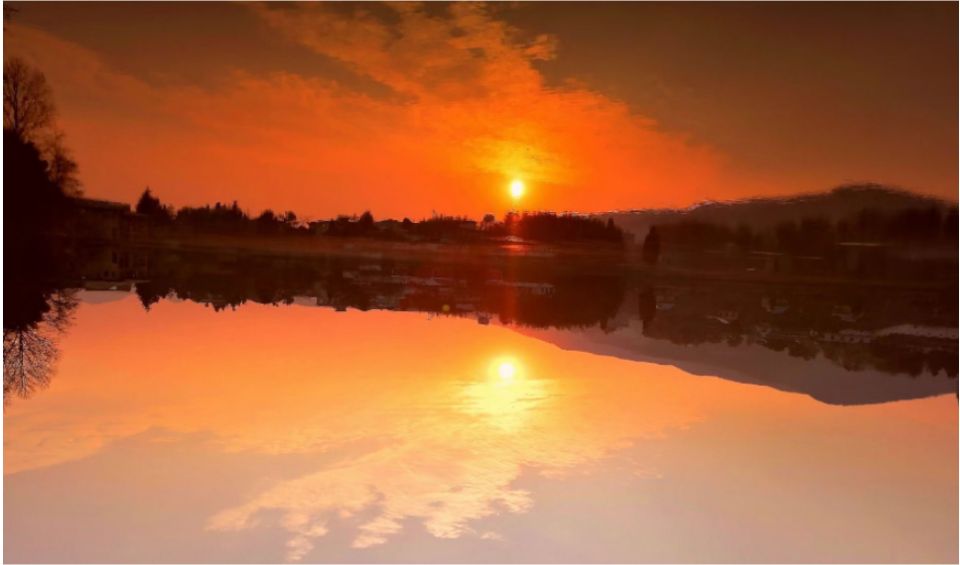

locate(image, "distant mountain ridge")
[[595, 184, 955, 238]]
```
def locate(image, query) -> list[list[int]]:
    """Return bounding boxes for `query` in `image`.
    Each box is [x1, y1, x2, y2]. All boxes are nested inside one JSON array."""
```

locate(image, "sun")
[[497, 361, 517, 381], [509, 179, 525, 200]]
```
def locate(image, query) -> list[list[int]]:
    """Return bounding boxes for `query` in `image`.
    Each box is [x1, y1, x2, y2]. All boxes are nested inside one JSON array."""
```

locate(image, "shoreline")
[[52, 231, 957, 291]]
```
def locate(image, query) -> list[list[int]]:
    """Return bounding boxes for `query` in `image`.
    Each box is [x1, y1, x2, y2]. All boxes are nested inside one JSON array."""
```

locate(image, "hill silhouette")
[[597, 184, 955, 238]]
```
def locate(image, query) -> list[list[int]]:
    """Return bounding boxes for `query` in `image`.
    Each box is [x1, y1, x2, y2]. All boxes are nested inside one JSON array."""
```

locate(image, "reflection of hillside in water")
[[628, 281, 957, 378], [5, 247, 956, 405]]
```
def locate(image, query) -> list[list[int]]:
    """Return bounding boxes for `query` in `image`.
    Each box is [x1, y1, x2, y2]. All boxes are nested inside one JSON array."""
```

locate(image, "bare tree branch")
[[3, 57, 56, 142]]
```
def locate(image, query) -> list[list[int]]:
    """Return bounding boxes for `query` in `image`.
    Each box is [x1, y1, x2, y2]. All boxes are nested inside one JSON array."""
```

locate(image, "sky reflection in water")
[[3, 294, 957, 563]]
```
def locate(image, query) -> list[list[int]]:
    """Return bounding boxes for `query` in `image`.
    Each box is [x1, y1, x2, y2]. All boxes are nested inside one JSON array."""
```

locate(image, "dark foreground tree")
[[4, 130, 70, 256], [43, 130, 82, 196], [3, 57, 55, 142]]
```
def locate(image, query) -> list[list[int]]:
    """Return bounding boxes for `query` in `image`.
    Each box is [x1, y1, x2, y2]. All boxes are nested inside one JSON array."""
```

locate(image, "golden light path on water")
[[3, 294, 957, 563]]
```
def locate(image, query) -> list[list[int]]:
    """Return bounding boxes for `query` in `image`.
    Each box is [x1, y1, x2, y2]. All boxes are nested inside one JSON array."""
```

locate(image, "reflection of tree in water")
[[3, 287, 77, 403], [130, 252, 629, 329], [4, 326, 57, 400]]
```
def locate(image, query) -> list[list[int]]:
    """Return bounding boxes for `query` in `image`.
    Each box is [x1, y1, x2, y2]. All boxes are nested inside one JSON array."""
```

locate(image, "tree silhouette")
[[3, 288, 77, 403], [3, 327, 56, 401], [135, 280, 172, 311], [135, 187, 172, 221], [3, 57, 55, 142], [358, 211, 374, 232], [42, 130, 82, 196], [508, 212, 623, 243], [256, 209, 277, 227], [281, 210, 297, 224], [4, 130, 70, 261]]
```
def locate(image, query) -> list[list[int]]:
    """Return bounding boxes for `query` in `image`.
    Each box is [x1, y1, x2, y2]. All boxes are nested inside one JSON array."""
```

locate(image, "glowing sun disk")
[[497, 361, 517, 381], [509, 179, 525, 199]]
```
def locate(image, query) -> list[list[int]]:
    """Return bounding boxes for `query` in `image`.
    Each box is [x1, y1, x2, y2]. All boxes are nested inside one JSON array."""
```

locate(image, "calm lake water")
[[3, 284, 957, 563]]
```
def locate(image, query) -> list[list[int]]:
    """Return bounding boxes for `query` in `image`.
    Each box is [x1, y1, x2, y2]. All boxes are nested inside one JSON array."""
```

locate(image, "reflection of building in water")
[[836, 242, 889, 277], [832, 304, 864, 323], [74, 245, 150, 281], [875, 324, 958, 340], [655, 290, 677, 311], [710, 310, 740, 325], [761, 296, 790, 315], [82, 280, 133, 292], [817, 329, 874, 344], [751, 251, 787, 274], [487, 280, 555, 296]]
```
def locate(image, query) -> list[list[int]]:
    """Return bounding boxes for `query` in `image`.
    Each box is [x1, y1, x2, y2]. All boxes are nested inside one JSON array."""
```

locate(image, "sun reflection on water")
[[497, 360, 517, 381], [459, 356, 548, 432]]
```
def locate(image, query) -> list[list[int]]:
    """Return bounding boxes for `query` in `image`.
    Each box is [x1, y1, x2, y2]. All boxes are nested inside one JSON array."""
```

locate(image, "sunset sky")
[[5, 2, 957, 219]]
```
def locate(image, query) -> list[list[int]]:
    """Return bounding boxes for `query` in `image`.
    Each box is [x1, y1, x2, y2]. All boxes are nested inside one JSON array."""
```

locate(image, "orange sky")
[[5, 2, 958, 219]]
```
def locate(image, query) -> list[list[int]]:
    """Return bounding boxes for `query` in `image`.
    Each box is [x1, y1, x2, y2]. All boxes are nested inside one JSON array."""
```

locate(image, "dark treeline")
[[316, 209, 624, 244], [137, 189, 313, 236], [132, 188, 626, 245], [648, 205, 957, 256], [638, 202, 958, 281], [499, 211, 624, 243], [135, 188, 306, 235]]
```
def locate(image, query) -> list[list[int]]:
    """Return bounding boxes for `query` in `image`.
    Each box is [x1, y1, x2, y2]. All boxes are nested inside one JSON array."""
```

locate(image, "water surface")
[[4, 291, 957, 563]]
